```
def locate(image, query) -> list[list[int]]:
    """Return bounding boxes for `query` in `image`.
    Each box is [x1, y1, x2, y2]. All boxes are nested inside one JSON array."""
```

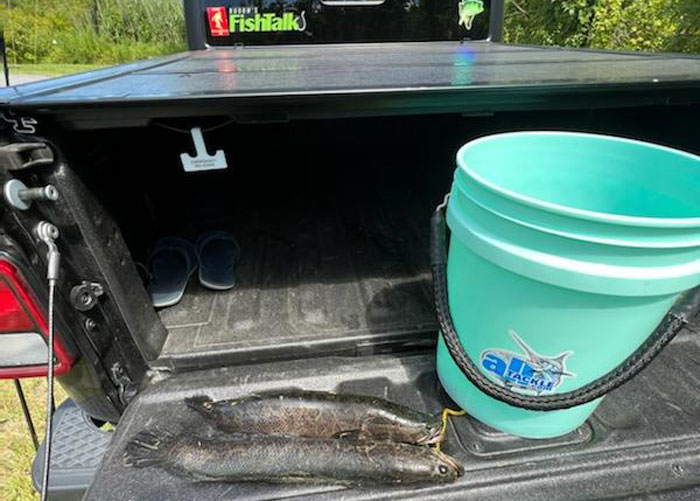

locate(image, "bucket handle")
[[431, 195, 700, 411]]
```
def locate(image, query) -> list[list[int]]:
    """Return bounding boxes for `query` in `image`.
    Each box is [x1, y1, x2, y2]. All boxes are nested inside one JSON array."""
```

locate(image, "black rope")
[[431, 198, 698, 411], [153, 119, 236, 134]]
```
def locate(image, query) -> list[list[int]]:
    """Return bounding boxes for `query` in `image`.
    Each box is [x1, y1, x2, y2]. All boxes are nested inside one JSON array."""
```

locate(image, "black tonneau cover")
[[2, 42, 700, 127]]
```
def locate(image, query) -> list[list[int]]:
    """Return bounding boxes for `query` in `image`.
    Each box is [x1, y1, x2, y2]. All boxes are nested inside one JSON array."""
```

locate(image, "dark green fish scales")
[[124, 429, 463, 485], [185, 390, 443, 445]]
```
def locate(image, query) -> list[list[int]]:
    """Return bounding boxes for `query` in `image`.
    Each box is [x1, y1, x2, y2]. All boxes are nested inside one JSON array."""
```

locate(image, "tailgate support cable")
[[34, 221, 60, 501]]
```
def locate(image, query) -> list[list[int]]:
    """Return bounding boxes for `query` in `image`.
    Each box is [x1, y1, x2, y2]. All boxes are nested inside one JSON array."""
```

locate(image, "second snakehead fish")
[[124, 429, 463, 485]]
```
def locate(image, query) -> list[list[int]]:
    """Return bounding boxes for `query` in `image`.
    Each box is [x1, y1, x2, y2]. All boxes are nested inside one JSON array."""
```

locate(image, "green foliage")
[[505, 0, 597, 48], [1, 0, 698, 65], [591, 0, 678, 52], [0, 0, 185, 65], [46, 32, 184, 65], [669, 1, 700, 53], [505, 0, 700, 54], [90, 0, 185, 46], [0, 2, 77, 64]]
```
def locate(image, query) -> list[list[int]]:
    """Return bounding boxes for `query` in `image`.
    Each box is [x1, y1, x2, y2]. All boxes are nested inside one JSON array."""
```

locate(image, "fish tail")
[[184, 394, 215, 414], [123, 430, 175, 468]]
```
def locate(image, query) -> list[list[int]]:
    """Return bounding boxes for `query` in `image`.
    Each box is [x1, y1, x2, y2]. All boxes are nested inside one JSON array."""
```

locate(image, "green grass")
[[1, 380, 67, 501], [9, 64, 106, 77], [2, 0, 186, 65]]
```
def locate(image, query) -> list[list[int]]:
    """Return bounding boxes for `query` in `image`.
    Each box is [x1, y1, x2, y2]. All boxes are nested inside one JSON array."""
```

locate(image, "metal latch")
[[4, 179, 59, 210], [70, 281, 104, 311], [0, 142, 54, 171]]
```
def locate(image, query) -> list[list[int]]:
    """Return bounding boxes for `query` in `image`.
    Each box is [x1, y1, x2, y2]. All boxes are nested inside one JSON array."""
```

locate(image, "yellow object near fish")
[[434, 408, 467, 452]]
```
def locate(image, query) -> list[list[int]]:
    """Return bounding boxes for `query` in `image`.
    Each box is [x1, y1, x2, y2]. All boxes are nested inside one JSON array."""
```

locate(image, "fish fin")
[[184, 395, 215, 414], [123, 430, 175, 468], [553, 352, 574, 364]]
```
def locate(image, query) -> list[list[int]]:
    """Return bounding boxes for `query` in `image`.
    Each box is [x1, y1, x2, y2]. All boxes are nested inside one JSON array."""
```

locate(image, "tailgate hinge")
[[0, 142, 54, 172]]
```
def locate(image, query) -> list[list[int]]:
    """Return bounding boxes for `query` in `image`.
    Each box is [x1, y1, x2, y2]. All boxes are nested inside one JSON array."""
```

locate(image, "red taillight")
[[0, 278, 36, 332], [0, 258, 74, 378]]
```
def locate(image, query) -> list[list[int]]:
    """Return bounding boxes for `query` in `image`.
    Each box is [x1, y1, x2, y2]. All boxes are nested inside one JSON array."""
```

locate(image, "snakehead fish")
[[124, 429, 463, 485], [185, 390, 443, 445]]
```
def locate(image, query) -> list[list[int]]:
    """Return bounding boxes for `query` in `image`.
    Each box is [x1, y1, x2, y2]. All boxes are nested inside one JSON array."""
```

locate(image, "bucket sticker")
[[458, 0, 484, 31], [481, 330, 576, 395]]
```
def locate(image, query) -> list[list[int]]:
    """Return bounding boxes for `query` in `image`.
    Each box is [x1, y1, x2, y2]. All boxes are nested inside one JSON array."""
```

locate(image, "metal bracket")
[[34, 221, 61, 282], [4, 178, 59, 210], [70, 281, 104, 312], [0, 142, 54, 171]]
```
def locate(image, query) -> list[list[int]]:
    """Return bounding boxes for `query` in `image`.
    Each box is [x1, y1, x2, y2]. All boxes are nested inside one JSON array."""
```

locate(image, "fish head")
[[459, 0, 484, 16], [428, 449, 464, 482], [397, 445, 462, 483]]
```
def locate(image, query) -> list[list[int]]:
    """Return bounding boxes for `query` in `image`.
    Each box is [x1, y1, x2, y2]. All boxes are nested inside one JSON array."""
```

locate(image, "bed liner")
[[86, 322, 700, 500]]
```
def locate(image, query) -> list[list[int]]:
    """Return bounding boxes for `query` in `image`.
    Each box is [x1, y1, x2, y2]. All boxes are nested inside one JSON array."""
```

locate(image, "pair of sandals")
[[147, 231, 240, 308]]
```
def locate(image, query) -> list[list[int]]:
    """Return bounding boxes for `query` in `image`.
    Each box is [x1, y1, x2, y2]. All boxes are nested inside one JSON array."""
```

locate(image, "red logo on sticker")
[[207, 7, 229, 37]]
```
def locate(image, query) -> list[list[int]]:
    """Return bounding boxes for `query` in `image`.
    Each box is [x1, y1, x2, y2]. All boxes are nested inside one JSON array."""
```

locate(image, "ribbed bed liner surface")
[[87, 326, 700, 500], [156, 160, 447, 368]]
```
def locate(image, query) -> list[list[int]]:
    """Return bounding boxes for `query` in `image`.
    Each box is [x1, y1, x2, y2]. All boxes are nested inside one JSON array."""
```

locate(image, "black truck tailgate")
[[85, 325, 700, 501], [2, 42, 700, 128]]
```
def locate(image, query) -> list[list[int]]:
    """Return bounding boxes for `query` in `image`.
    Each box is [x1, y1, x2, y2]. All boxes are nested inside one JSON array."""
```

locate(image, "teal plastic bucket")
[[436, 132, 700, 439]]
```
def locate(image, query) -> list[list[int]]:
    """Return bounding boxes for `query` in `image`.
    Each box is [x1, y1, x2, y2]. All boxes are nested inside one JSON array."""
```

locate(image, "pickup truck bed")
[[86, 324, 700, 500], [2, 41, 700, 127], [5, 39, 700, 501]]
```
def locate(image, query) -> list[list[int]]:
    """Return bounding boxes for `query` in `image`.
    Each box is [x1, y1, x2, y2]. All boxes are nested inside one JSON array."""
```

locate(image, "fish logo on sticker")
[[458, 0, 484, 30], [208, 7, 230, 37], [481, 330, 575, 395]]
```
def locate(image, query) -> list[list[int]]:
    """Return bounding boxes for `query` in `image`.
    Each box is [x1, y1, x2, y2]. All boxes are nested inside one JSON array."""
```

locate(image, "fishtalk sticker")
[[481, 330, 575, 395], [230, 7, 307, 33]]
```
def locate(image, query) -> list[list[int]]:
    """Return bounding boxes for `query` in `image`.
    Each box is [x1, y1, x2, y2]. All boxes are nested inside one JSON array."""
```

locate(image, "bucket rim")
[[457, 131, 700, 229]]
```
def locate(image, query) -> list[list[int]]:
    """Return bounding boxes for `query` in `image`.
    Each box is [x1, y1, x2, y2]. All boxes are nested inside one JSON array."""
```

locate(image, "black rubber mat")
[[87, 327, 700, 500], [32, 399, 113, 499], [156, 159, 446, 369]]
